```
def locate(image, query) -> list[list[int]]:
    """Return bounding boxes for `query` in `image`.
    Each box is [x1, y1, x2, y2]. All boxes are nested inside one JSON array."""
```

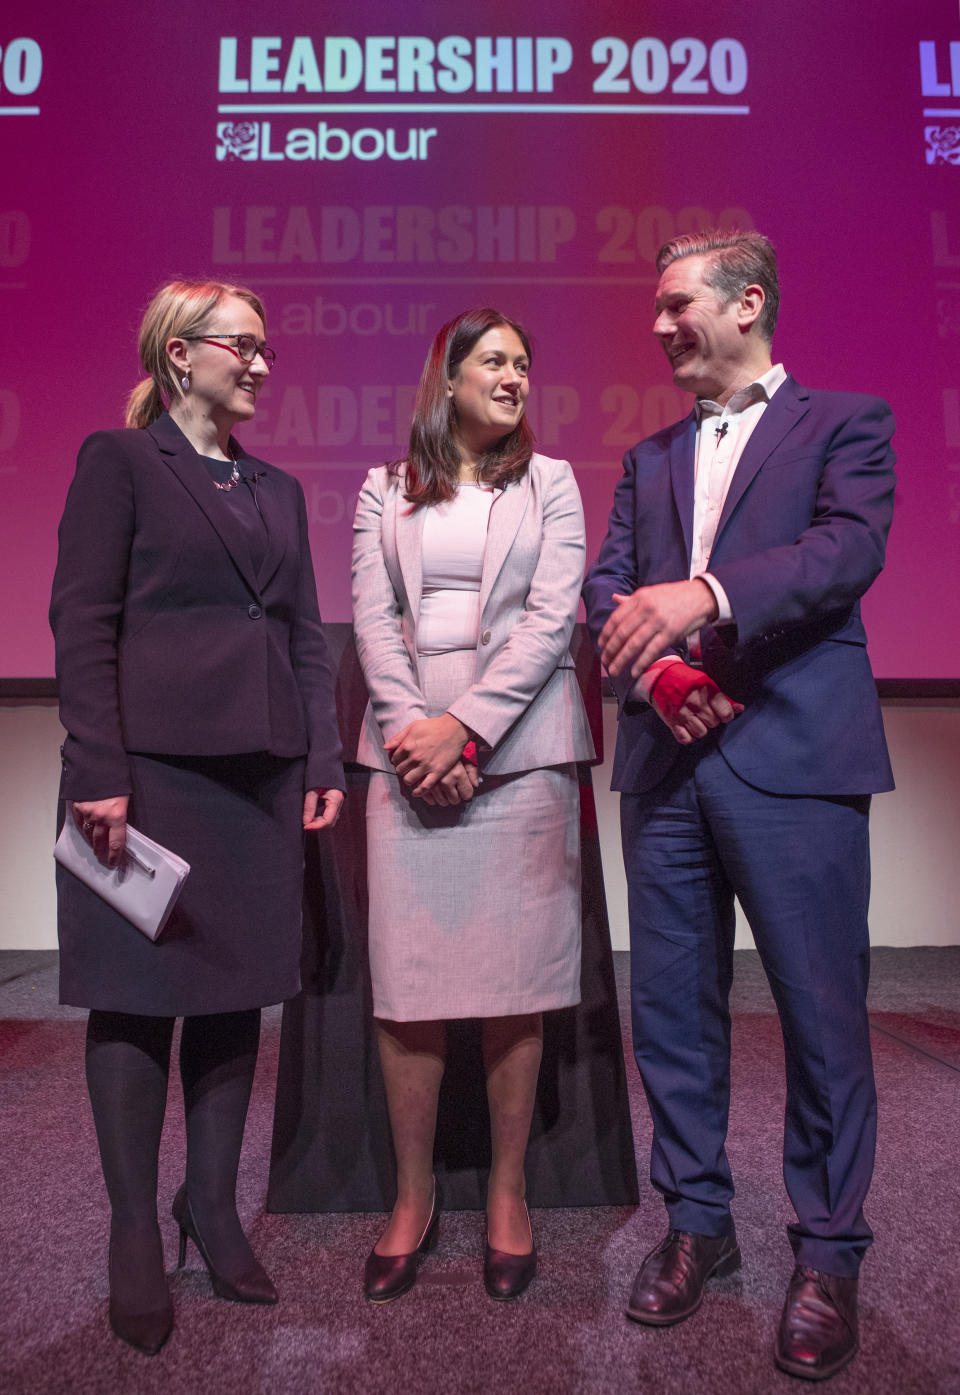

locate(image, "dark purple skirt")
[[57, 752, 305, 1016]]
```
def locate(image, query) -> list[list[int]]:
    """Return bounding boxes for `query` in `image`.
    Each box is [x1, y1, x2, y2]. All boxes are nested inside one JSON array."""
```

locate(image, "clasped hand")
[[385, 713, 479, 805], [649, 662, 744, 745], [599, 579, 719, 678]]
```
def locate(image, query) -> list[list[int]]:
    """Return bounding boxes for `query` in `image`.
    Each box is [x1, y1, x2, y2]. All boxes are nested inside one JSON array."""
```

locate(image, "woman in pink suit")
[[352, 308, 594, 1302]]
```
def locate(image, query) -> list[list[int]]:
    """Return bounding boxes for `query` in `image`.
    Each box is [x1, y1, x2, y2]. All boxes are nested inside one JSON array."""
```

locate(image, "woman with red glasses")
[[50, 279, 344, 1355]]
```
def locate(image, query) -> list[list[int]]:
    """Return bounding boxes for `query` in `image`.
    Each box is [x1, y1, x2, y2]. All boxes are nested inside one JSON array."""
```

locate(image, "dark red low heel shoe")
[[363, 1178, 441, 1304], [484, 1202, 537, 1301]]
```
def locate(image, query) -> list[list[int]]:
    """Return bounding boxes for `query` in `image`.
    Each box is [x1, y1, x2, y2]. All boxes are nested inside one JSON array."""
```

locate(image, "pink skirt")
[[364, 649, 582, 1021]]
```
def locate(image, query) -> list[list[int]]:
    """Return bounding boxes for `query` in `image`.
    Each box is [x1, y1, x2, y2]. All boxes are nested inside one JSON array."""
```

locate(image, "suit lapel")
[[669, 413, 698, 569], [233, 445, 286, 592], [714, 377, 809, 539], [389, 465, 529, 626], [392, 476, 425, 622], [148, 415, 260, 597], [479, 473, 530, 617]]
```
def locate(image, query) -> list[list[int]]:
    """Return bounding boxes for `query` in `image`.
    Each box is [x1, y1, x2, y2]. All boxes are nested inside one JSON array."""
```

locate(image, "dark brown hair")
[[397, 307, 535, 507], [656, 230, 780, 343]]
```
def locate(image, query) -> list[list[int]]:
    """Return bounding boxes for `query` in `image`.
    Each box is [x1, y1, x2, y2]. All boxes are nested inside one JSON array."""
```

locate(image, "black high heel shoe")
[[364, 1178, 441, 1303], [108, 1223, 174, 1356], [484, 1200, 537, 1300], [172, 1184, 277, 1305]]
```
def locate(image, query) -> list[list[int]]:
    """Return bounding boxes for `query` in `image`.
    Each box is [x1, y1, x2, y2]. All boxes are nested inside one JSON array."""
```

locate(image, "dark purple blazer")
[[583, 376, 896, 797], [50, 412, 344, 801]]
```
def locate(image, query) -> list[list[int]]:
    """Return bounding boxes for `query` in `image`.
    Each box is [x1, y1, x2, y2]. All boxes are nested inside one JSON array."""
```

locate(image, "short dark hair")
[[398, 307, 535, 507], [656, 230, 780, 343]]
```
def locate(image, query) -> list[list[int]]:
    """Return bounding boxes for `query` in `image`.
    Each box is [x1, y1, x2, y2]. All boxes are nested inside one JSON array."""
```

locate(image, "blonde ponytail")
[[124, 376, 167, 429]]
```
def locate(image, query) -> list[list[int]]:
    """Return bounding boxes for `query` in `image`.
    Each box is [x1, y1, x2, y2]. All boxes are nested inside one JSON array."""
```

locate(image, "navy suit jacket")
[[50, 412, 344, 801], [583, 376, 896, 797]]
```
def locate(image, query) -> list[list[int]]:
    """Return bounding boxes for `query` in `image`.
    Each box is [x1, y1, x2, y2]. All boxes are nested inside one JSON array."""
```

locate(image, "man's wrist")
[[632, 655, 683, 704], [693, 577, 720, 625]]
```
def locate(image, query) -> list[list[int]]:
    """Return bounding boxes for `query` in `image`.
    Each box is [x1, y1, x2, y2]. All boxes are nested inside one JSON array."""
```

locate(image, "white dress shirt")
[[637, 363, 788, 696]]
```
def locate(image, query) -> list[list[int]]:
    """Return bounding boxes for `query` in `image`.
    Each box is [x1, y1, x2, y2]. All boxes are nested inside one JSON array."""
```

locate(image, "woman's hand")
[[303, 788, 345, 831], [72, 796, 129, 868], [385, 714, 472, 794], [416, 759, 481, 806]]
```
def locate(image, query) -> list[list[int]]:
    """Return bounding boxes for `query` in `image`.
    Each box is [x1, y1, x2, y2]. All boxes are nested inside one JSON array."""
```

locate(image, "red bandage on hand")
[[647, 662, 722, 721]]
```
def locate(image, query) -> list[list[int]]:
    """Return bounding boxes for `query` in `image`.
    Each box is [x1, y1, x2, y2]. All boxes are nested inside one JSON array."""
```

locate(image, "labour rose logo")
[[216, 122, 259, 161], [925, 126, 960, 166]]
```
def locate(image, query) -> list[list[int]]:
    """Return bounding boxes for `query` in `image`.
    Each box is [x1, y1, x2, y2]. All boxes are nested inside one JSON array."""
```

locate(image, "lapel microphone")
[[714, 421, 728, 442], [240, 470, 265, 514]]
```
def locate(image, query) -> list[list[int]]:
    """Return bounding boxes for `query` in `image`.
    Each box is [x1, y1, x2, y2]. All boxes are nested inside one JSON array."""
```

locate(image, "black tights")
[[86, 1007, 261, 1277]]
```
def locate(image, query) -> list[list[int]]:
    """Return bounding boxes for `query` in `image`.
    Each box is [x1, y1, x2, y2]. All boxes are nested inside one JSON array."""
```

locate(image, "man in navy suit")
[[583, 231, 895, 1382]]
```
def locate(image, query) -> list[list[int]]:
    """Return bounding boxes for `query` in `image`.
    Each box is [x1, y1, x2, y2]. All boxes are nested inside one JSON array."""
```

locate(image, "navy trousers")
[[621, 739, 876, 1278]]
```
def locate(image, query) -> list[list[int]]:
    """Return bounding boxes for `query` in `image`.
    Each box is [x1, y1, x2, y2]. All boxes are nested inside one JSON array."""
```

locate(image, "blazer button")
[[248, 604, 263, 619], [480, 629, 492, 645]]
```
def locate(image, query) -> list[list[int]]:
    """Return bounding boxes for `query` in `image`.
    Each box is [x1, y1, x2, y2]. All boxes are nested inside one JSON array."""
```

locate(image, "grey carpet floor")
[[0, 947, 957, 1395]]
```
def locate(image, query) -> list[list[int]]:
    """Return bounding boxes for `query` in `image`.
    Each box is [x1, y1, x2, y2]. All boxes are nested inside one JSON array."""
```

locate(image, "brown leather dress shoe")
[[625, 1228, 741, 1326], [775, 1265, 858, 1381]]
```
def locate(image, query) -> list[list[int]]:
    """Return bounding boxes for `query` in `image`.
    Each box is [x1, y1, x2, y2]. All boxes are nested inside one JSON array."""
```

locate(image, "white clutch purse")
[[54, 804, 190, 941]]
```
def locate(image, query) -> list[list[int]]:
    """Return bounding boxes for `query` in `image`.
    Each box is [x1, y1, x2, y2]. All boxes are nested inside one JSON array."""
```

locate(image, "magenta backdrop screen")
[[3, 1, 959, 678]]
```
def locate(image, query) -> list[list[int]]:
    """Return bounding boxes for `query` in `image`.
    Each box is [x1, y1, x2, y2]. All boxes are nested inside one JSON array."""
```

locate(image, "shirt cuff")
[[698, 572, 733, 625]]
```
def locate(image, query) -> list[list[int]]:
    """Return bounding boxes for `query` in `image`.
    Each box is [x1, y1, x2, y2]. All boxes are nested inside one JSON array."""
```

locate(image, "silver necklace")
[[213, 461, 242, 492]]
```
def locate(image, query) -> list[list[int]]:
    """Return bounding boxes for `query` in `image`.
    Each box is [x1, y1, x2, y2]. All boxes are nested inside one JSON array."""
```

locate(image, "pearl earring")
[[181, 372, 190, 391]]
